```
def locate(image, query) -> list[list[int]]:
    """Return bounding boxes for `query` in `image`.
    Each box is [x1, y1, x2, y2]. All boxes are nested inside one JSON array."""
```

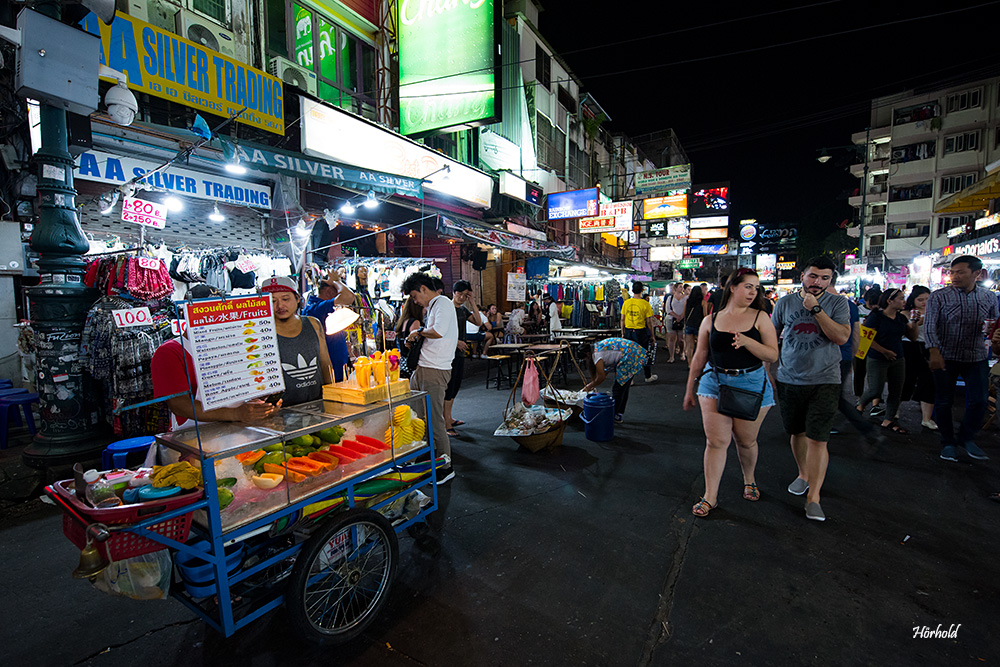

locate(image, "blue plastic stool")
[[0, 387, 27, 398], [0, 393, 39, 449], [0, 380, 13, 388], [102, 436, 156, 469]]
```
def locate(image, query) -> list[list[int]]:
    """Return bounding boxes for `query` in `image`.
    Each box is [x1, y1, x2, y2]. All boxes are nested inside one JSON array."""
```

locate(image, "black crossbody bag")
[[710, 313, 767, 421]]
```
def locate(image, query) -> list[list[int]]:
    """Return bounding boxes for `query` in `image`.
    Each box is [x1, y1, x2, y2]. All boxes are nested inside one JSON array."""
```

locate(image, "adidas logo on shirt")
[[282, 354, 318, 381]]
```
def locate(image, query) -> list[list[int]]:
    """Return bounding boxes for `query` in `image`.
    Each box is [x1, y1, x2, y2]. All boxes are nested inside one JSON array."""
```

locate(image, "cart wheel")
[[286, 508, 398, 644]]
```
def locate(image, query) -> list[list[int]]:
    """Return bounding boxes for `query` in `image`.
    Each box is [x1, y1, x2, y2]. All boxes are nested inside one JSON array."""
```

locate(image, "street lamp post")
[[22, 1, 103, 466]]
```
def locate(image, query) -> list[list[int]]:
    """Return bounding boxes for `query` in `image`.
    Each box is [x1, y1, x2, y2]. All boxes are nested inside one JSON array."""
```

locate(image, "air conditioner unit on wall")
[[175, 9, 236, 58], [128, 0, 181, 32], [268, 57, 318, 96]]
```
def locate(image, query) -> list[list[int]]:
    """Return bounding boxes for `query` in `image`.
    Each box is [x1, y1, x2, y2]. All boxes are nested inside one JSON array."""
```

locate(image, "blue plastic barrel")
[[581, 392, 615, 442]]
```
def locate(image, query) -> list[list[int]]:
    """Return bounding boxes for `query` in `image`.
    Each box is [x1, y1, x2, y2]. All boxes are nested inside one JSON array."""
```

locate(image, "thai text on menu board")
[[183, 296, 284, 411]]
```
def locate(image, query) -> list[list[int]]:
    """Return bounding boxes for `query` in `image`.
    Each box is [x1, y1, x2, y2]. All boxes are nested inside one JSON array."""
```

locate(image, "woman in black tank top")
[[682, 269, 780, 518]]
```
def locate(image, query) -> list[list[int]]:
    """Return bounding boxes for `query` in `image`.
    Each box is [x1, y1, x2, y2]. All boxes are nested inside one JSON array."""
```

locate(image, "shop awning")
[[221, 139, 424, 199], [935, 169, 1000, 214], [437, 215, 578, 261]]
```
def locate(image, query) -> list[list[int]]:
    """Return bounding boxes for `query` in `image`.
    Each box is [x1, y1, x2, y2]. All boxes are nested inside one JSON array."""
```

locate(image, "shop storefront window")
[[193, 0, 228, 23]]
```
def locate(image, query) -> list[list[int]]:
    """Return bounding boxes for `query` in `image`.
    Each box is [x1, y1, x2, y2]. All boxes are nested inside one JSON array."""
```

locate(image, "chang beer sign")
[[398, 0, 499, 135]]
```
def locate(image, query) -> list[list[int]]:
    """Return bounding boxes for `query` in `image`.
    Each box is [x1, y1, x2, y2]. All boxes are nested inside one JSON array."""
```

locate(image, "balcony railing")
[[890, 226, 930, 239], [867, 245, 884, 258], [867, 214, 886, 226]]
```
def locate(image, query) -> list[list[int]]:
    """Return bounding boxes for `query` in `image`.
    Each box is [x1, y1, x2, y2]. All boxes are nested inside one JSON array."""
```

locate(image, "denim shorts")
[[684, 326, 698, 335], [697, 365, 775, 408]]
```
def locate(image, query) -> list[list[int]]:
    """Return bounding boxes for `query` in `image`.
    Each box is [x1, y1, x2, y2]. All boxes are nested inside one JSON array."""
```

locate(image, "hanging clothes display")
[[80, 296, 176, 437]]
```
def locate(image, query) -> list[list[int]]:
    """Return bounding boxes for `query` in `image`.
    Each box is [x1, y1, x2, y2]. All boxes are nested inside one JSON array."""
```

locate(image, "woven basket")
[[512, 422, 566, 452]]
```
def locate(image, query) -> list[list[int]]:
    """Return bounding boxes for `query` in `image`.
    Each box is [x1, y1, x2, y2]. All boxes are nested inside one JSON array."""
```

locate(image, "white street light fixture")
[[340, 201, 356, 215], [225, 151, 247, 175], [363, 191, 379, 208], [209, 204, 225, 222], [163, 196, 183, 212]]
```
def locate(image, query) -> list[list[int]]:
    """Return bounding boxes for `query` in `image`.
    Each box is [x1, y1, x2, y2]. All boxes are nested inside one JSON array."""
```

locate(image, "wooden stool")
[[485, 355, 512, 390]]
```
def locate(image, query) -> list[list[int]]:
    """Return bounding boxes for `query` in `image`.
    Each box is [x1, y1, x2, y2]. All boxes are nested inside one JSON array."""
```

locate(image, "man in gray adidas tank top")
[[261, 276, 334, 406]]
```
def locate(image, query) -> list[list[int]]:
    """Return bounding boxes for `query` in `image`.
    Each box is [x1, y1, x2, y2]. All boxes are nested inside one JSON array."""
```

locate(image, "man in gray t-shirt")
[[771, 257, 851, 523]]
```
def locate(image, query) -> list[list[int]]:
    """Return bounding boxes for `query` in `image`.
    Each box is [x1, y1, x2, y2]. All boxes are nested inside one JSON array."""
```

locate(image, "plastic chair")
[[102, 436, 156, 469], [0, 379, 13, 388], [0, 387, 27, 398], [0, 393, 39, 449]]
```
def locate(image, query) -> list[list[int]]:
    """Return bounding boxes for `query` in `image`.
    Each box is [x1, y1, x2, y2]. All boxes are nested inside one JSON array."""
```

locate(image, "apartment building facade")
[[850, 77, 1000, 268]]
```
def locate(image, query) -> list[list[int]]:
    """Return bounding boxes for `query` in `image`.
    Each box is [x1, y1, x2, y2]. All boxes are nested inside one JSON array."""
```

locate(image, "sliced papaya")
[[355, 434, 389, 451], [263, 462, 306, 483], [235, 450, 265, 465], [286, 457, 325, 476], [308, 451, 340, 467]]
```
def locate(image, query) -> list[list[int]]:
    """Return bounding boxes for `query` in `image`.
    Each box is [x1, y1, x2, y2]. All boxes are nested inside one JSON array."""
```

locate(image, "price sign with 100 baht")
[[183, 295, 285, 410], [121, 196, 168, 229]]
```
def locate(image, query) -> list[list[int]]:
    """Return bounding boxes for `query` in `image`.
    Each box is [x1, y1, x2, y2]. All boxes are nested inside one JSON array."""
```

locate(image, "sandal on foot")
[[692, 498, 716, 517], [446, 429, 460, 437], [743, 482, 760, 501], [882, 420, 908, 434], [451, 420, 465, 427]]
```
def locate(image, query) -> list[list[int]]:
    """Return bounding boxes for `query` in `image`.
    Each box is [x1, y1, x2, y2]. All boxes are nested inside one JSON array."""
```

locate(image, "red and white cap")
[[259, 276, 299, 294]]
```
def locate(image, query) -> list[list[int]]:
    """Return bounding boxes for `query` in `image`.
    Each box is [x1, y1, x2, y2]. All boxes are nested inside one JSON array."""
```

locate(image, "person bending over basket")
[[581, 337, 648, 424]]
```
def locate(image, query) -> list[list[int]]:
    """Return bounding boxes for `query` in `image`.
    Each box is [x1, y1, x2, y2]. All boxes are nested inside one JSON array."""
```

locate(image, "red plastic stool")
[[0, 393, 39, 449]]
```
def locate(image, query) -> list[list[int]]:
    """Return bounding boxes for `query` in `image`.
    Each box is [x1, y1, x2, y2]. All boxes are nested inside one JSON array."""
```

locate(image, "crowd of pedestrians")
[[391, 252, 1000, 513]]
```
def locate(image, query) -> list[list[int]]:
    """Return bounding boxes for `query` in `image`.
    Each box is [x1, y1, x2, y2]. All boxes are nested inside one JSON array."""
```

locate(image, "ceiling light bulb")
[[164, 196, 183, 212], [209, 204, 225, 222], [99, 190, 120, 215], [363, 191, 379, 208], [225, 151, 247, 175], [340, 201, 356, 215]]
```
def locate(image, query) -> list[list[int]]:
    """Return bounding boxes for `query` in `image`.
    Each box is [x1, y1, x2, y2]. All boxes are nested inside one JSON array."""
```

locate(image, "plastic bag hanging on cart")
[[92, 549, 172, 600]]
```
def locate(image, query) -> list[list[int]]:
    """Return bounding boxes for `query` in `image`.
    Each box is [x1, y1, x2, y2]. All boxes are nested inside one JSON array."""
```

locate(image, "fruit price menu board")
[[183, 296, 285, 411]]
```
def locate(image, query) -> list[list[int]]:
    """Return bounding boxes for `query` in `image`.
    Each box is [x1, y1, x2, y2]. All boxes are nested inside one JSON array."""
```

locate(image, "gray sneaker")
[[805, 502, 826, 522], [787, 478, 809, 495], [939, 445, 959, 462], [964, 442, 990, 461]]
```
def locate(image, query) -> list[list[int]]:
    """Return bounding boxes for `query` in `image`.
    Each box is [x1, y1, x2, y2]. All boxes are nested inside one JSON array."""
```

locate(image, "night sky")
[[536, 0, 1000, 238]]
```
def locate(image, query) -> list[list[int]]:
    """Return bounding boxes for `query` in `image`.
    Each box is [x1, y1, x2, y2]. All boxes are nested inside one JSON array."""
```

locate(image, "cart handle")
[[43, 485, 114, 542]]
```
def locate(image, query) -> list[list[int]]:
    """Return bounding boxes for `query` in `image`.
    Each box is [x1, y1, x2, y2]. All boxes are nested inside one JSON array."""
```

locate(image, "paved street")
[[3, 356, 998, 666]]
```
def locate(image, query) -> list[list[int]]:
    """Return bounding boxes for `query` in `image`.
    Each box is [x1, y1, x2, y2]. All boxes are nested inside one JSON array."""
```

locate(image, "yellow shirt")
[[622, 297, 653, 330]]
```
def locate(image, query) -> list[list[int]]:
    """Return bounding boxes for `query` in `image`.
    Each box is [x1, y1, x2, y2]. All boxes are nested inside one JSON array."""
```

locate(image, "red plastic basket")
[[53, 481, 202, 561]]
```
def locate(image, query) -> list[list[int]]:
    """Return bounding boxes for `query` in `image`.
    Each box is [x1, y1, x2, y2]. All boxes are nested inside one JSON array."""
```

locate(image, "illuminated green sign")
[[398, 0, 499, 135]]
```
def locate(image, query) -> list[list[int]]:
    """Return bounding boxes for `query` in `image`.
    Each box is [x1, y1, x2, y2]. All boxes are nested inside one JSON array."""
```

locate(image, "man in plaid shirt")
[[924, 255, 998, 462]]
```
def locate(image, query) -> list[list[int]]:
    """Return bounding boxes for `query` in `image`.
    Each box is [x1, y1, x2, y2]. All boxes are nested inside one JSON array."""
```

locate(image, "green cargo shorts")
[[776, 382, 840, 442]]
